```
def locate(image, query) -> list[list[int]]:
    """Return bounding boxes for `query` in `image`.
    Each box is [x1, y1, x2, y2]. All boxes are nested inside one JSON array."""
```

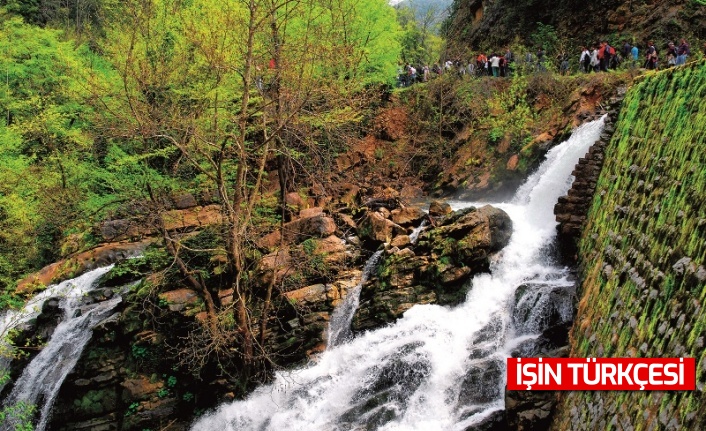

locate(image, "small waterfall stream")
[[328, 221, 428, 348], [192, 117, 606, 431], [327, 250, 384, 348], [0, 266, 122, 431]]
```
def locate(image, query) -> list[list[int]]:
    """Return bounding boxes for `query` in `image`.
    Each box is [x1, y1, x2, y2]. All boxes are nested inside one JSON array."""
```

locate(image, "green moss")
[[554, 60, 706, 430]]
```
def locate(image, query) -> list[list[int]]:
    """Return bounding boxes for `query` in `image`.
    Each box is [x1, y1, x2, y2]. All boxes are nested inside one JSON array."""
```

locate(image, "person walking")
[[602, 41, 614, 71], [631, 44, 639, 68], [580, 46, 591, 73], [590, 45, 600, 72], [504, 48, 514, 77], [645, 41, 658, 70], [490, 53, 501, 77], [558, 51, 569, 75], [676, 39, 690, 66], [666, 42, 677, 67], [537, 47, 546, 72], [622, 41, 632, 60]]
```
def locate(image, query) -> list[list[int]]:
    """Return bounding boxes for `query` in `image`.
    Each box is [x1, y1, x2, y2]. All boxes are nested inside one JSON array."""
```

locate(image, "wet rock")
[[505, 388, 555, 431], [428, 200, 452, 217], [358, 211, 406, 246], [17, 239, 153, 294], [354, 205, 512, 331], [471, 409, 508, 431], [390, 207, 426, 227], [457, 359, 504, 405]]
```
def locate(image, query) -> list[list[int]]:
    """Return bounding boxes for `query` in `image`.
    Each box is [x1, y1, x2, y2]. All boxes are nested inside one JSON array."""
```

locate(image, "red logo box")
[[507, 358, 696, 390]]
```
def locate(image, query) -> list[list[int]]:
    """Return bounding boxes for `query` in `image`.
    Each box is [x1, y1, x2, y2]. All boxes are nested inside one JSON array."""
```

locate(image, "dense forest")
[[0, 0, 401, 289]]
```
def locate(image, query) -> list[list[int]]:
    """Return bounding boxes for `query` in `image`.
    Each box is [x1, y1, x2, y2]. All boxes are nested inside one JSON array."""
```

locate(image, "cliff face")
[[551, 62, 706, 429], [446, 0, 705, 52]]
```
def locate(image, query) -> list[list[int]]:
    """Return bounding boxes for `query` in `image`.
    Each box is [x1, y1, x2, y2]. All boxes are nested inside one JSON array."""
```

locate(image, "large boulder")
[[353, 205, 512, 331], [428, 200, 452, 217], [257, 214, 338, 250], [390, 206, 426, 227], [358, 212, 406, 247], [100, 205, 223, 242], [417, 205, 512, 262]]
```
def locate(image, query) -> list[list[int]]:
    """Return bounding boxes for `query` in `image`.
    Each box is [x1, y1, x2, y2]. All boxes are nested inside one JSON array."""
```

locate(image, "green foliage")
[[396, 3, 444, 66], [0, 398, 35, 431], [131, 344, 149, 360], [124, 402, 139, 417], [166, 375, 177, 388], [301, 238, 318, 256], [529, 23, 558, 54]]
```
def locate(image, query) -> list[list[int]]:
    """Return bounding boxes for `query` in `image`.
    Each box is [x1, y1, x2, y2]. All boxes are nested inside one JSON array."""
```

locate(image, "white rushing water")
[[1, 266, 121, 431], [328, 221, 428, 349], [327, 250, 384, 348], [192, 117, 605, 431]]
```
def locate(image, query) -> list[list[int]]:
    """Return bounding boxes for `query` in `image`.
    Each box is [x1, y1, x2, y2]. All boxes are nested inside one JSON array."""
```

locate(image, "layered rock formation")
[[554, 89, 625, 262], [353, 205, 513, 331]]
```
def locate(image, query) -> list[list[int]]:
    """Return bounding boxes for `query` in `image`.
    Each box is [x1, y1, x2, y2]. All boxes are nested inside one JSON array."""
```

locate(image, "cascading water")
[[0, 266, 114, 394], [327, 250, 384, 348], [328, 221, 428, 348], [1, 266, 122, 431], [192, 117, 606, 431]]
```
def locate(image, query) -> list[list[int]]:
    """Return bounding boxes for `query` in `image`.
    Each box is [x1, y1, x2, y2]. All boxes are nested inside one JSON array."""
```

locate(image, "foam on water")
[[192, 117, 606, 431]]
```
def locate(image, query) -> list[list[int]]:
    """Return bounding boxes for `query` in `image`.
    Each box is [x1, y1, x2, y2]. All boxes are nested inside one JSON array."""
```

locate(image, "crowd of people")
[[578, 39, 692, 72], [397, 38, 701, 87]]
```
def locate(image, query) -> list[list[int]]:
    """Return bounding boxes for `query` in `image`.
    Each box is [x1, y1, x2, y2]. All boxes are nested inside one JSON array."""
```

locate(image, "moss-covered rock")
[[552, 61, 706, 431], [353, 204, 512, 331]]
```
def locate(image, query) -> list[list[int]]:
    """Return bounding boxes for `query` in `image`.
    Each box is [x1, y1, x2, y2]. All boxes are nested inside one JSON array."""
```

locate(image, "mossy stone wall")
[[551, 62, 706, 430]]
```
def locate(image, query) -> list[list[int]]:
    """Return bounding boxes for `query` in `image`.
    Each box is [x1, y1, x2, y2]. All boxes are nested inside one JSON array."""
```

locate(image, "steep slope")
[[552, 61, 706, 429], [446, 0, 705, 52]]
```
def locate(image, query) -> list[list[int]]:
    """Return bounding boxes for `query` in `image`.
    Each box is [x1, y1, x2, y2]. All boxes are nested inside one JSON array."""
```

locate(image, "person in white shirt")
[[580, 46, 591, 73], [490, 54, 501, 77]]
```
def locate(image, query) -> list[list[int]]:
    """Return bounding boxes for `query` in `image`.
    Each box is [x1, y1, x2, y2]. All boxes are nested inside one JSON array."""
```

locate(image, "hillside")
[[446, 0, 705, 54]]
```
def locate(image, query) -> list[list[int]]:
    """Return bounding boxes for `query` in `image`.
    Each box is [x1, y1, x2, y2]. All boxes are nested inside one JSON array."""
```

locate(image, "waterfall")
[[327, 250, 384, 348], [328, 220, 427, 348], [1, 266, 121, 431], [192, 117, 605, 431]]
